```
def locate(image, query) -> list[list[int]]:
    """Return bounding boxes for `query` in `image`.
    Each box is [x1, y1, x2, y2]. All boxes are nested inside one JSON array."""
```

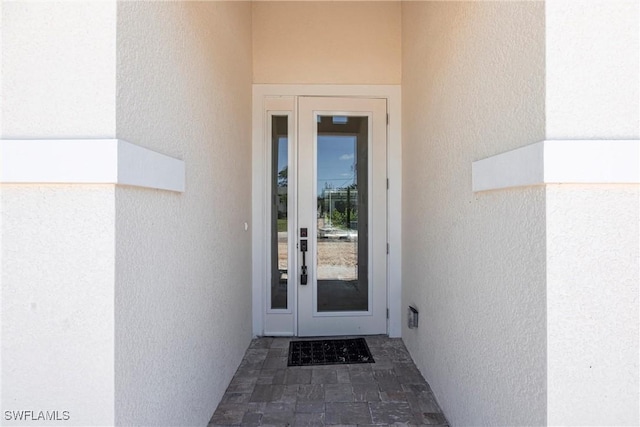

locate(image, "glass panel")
[[271, 116, 288, 310], [316, 115, 368, 312]]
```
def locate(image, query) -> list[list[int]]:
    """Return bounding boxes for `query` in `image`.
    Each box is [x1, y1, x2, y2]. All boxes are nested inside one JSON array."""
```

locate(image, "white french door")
[[262, 96, 388, 336], [297, 97, 387, 336]]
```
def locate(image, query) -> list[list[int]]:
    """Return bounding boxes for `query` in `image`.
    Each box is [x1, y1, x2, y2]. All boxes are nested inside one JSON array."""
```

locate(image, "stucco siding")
[[547, 185, 640, 425], [401, 2, 547, 425], [546, 0, 640, 140], [1, 1, 117, 425], [1, 185, 116, 426], [253, 1, 401, 84], [1, 1, 116, 138], [545, 1, 640, 424], [115, 2, 253, 425]]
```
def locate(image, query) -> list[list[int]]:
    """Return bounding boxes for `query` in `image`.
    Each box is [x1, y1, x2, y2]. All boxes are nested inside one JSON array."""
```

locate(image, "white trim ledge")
[[472, 140, 640, 192], [0, 139, 185, 192]]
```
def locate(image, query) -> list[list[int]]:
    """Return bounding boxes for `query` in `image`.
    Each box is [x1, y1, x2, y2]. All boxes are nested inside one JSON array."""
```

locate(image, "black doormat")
[[287, 338, 375, 367]]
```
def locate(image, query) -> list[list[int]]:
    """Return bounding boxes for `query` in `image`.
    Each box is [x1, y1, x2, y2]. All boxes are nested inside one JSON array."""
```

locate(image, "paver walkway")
[[208, 336, 449, 426]]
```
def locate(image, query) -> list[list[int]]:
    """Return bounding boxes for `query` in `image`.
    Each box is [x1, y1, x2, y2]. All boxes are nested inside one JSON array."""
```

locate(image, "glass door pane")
[[271, 115, 288, 310], [316, 115, 368, 312]]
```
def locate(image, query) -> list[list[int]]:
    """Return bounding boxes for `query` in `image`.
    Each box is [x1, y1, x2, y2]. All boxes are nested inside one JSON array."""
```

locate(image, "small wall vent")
[[408, 306, 419, 329]]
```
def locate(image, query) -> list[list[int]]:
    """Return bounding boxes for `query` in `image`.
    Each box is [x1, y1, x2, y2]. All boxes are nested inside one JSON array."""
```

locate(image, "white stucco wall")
[[1, 1, 116, 425], [547, 186, 639, 425], [401, 2, 547, 426], [253, 1, 401, 84], [546, 0, 640, 140], [115, 2, 253, 425], [1, 186, 115, 426], [1, 1, 116, 138], [545, 1, 640, 424]]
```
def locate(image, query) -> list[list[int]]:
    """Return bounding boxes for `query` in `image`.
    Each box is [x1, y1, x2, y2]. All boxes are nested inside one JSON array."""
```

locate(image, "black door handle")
[[300, 239, 308, 285]]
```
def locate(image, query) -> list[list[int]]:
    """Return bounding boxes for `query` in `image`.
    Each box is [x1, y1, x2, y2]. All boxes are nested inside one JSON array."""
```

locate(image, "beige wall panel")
[[115, 2, 253, 425], [547, 185, 640, 426], [253, 1, 401, 84], [545, 2, 640, 424], [1, 1, 116, 138], [1, 2, 117, 424], [402, 2, 546, 425], [546, 0, 640, 139], [1, 185, 116, 426]]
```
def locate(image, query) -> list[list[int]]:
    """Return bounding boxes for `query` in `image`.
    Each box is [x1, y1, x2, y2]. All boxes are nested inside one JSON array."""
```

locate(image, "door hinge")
[[386, 243, 389, 254], [386, 308, 389, 319], [386, 178, 389, 189], [386, 114, 389, 125]]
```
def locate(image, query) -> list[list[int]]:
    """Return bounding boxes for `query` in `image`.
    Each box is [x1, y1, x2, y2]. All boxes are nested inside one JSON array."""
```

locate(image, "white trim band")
[[0, 139, 185, 192], [472, 140, 640, 192]]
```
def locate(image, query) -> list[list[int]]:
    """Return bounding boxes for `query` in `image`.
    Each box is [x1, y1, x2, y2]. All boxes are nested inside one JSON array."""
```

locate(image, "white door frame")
[[251, 84, 402, 338]]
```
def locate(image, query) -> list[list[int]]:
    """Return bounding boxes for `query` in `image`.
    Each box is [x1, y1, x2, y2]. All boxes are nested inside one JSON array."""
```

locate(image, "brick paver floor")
[[208, 336, 449, 426]]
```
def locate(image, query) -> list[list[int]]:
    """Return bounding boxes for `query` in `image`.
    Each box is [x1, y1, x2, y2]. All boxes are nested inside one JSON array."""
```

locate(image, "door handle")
[[300, 239, 308, 285]]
